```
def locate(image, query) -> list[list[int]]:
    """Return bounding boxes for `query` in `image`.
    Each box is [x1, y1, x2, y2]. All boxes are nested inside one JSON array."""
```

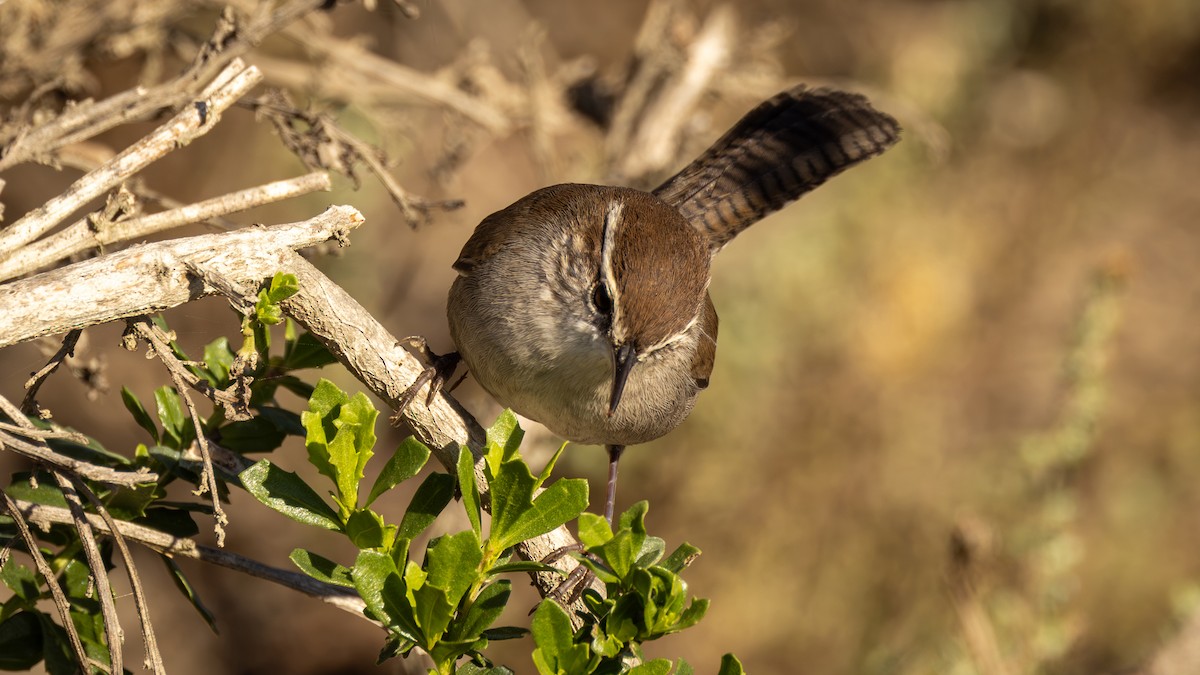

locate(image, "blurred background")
[[2, 0, 1200, 673]]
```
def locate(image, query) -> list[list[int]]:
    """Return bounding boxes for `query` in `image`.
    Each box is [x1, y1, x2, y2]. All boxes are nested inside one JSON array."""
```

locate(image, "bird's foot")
[[538, 544, 600, 608], [390, 337, 464, 424]]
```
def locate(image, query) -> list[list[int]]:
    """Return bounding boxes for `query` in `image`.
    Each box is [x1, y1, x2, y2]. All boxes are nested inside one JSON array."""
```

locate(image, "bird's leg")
[[390, 336, 465, 423], [538, 444, 627, 607], [605, 444, 625, 525]]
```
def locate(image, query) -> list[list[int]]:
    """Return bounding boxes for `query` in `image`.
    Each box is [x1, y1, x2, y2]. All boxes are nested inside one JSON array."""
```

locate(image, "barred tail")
[[653, 86, 901, 251]]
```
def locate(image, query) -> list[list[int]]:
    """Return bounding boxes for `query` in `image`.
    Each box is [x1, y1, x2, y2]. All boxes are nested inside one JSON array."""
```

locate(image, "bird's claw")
[[391, 337, 465, 424]]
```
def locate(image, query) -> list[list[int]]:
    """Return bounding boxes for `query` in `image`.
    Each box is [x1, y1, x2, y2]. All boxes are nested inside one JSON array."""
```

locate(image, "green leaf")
[[289, 549, 354, 588], [501, 479, 589, 552], [345, 508, 391, 550], [457, 446, 482, 539], [257, 406, 305, 436], [266, 272, 300, 303], [459, 663, 516, 675], [423, 531, 483, 607], [629, 660, 674, 675], [717, 654, 745, 675], [282, 331, 338, 370], [161, 556, 217, 633], [240, 459, 342, 530], [105, 482, 161, 520], [36, 611, 76, 675], [0, 612, 43, 670], [352, 550, 397, 625], [366, 436, 430, 507], [674, 598, 709, 633], [60, 559, 91, 600], [536, 441, 570, 485], [531, 600, 596, 675], [674, 659, 694, 675], [662, 543, 701, 573], [635, 536, 666, 568], [487, 410, 524, 462], [410, 583, 454, 646], [482, 626, 528, 641], [353, 551, 422, 645], [0, 560, 38, 602], [218, 416, 287, 454], [201, 337, 236, 386], [5, 473, 66, 508], [154, 386, 189, 449], [589, 502, 649, 580], [397, 472, 455, 541], [137, 506, 199, 537], [255, 273, 299, 325], [486, 434, 588, 553], [120, 387, 158, 443], [376, 633, 415, 664], [302, 380, 350, 484], [577, 513, 612, 549], [451, 580, 511, 642], [300, 380, 378, 513]]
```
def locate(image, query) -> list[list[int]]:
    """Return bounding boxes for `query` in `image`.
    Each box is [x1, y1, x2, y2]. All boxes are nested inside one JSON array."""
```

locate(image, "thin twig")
[[0, 205, 365, 348], [0, 394, 158, 487], [51, 472, 123, 675], [0, 59, 263, 261], [73, 478, 167, 674], [11, 497, 368, 619], [0, 0, 329, 172], [21, 329, 82, 414], [1, 172, 332, 280], [130, 317, 227, 546], [242, 94, 464, 228], [0, 422, 93, 446], [1, 493, 91, 668]]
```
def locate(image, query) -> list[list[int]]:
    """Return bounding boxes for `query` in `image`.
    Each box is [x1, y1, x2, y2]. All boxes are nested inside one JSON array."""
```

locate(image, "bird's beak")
[[608, 342, 637, 416]]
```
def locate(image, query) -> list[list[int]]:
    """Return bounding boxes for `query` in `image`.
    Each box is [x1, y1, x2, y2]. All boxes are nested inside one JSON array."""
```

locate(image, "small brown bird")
[[427, 86, 900, 522]]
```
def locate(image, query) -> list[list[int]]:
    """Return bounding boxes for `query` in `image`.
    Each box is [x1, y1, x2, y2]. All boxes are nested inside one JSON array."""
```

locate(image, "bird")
[[411, 85, 900, 524]]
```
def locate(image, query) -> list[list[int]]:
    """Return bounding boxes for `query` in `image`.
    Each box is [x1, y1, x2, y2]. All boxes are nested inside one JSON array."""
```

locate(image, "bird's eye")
[[591, 282, 613, 315]]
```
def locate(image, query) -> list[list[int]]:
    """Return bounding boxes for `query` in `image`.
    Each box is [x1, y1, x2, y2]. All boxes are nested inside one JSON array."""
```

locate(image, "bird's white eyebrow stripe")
[[600, 198, 626, 342]]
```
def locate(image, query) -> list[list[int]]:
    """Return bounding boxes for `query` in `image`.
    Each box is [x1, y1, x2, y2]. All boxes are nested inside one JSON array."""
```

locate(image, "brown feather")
[[653, 86, 901, 251]]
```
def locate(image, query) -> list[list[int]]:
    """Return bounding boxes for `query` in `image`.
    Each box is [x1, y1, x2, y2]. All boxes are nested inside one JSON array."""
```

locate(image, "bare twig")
[[73, 478, 166, 674], [0, 422, 92, 446], [0, 172, 332, 281], [244, 93, 464, 228], [614, 5, 734, 182], [0, 205, 364, 348], [0, 59, 263, 259], [1, 493, 91, 668], [20, 329, 81, 413], [129, 317, 226, 546], [51, 471, 123, 675], [0, 0, 330, 172], [0, 394, 157, 487], [606, 2, 736, 185], [11, 497, 367, 619]]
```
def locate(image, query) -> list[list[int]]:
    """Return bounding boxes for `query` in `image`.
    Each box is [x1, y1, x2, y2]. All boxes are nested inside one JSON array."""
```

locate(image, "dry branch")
[[0, 394, 158, 487], [2, 493, 91, 667], [0, 205, 363, 348], [9, 497, 368, 620], [0, 171, 332, 281], [0, 59, 263, 260], [52, 471, 124, 675]]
